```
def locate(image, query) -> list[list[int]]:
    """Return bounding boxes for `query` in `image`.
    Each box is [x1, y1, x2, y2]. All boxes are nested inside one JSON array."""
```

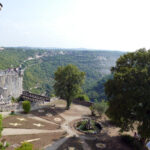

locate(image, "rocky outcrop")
[[0, 68, 23, 102]]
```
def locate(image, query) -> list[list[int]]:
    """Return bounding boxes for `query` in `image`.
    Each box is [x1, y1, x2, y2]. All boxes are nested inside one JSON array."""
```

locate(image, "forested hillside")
[[0, 47, 124, 101], [0, 47, 44, 69]]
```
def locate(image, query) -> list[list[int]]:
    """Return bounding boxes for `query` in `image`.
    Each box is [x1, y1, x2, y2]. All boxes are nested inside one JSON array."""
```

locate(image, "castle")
[[0, 68, 23, 102]]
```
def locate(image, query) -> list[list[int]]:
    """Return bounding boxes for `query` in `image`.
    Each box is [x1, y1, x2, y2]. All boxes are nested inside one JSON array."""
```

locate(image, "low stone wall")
[[0, 104, 20, 112], [73, 99, 93, 107]]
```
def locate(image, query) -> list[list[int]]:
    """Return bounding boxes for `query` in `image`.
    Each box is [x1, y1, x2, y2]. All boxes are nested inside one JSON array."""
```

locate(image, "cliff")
[[0, 68, 23, 102]]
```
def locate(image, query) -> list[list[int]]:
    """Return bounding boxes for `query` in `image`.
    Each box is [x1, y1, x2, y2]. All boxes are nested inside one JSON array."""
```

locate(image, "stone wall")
[[73, 99, 93, 107], [0, 68, 23, 102]]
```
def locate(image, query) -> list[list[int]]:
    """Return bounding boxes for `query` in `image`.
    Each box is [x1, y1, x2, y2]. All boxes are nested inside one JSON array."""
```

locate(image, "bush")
[[22, 101, 31, 113], [121, 135, 143, 150], [15, 142, 33, 150], [93, 100, 108, 116], [78, 120, 88, 130], [11, 97, 17, 103], [0, 141, 9, 150], [0, 114, 3, 137], [50, 93, 56, 98], [76, 94, 90, 102]]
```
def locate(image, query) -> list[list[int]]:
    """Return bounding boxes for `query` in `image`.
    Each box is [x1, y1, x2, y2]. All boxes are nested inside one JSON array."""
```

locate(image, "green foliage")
[[89, 105, 95, 116], [11, 97, 18, 103], [22, 101, 31, 113], [22, 50, 122, 99], [105, 49, 150, 143], [87, 75, 112, 101], [93, 100, 108, 116], [0, 48, 41, 70], [75, 94, 90, 102], [15, 142, 33, 150], [0, 141, 9, 150], [121, 135, 143, 150], [78, 120, 88, 130], [0, 114, 3, 137], [54, 64, 85, 109], [0, 48, 122, 101], [50, 93, 56, 98]]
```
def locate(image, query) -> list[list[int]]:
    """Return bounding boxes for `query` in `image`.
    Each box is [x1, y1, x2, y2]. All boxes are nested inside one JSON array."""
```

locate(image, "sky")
[[0, 0, 150, 51]]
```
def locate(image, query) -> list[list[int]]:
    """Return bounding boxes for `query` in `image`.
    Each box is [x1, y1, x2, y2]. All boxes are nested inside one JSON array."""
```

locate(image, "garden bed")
[[4, 132, 67, 150], [30, 107, 65, 124], [74, 118, 102, 135], [3, 115, 60, 130]]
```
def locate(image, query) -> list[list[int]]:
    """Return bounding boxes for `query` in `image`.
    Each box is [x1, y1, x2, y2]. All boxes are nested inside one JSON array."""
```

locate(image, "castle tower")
[[0, 69, 23, 101]]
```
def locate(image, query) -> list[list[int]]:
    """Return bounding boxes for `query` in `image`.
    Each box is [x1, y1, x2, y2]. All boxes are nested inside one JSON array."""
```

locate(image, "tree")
[[105, 49, 150, 145], [54, 64, 85, 109]]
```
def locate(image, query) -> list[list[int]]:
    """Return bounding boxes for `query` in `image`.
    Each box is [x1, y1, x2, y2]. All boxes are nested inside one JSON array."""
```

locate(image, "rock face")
[[0, 68, 23, 102]]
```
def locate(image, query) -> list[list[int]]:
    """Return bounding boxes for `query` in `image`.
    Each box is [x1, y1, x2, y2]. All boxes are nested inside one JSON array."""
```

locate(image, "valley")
[[0, 47, 123, 101]]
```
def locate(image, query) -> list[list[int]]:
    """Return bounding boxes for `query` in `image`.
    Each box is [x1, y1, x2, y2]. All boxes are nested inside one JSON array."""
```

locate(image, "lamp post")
[[0, 3, 3, 11]]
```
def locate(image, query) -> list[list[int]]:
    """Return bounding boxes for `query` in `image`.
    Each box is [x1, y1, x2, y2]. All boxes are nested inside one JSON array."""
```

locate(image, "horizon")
[[1, 46, 127, 52], [1, 0, 150, 52]]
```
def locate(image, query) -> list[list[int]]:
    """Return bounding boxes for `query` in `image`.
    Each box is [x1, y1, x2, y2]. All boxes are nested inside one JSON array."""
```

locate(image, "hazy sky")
[[0, 0, 150, 51]]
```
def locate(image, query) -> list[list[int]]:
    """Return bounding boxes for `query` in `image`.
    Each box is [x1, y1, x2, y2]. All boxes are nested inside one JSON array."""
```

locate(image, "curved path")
[[45, 102, 92, 150]]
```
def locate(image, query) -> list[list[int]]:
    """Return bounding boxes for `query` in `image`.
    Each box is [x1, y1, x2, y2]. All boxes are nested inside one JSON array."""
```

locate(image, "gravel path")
[[28, 115, 58, 125], [45, 102, 92, 150], [45, 137, 68, 150], [2, 128, 64, 136]]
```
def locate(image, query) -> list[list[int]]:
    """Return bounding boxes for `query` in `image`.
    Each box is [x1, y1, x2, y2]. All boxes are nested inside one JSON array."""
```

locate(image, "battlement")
[[0, 68, 23, 76]]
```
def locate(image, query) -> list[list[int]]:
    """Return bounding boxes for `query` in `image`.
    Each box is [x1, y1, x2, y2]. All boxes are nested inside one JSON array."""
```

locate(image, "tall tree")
[[54, 64, 85, 109], [105, 49, 150, 145]]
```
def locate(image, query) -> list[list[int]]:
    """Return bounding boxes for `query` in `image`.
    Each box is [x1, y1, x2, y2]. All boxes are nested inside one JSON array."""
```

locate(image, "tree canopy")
[[105, 49, 150, 144], [54, 64, 85, 109]]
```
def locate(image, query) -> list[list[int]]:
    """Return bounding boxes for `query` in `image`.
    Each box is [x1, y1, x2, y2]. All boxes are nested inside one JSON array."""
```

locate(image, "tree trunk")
[[66, 98, 71, 110]]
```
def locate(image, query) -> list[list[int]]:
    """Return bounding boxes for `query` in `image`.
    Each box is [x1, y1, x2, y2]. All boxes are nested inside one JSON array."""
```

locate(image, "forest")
[[0, 47, 123, 101]]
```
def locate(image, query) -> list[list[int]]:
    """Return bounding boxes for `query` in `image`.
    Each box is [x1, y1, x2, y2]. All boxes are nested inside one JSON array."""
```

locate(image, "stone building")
[[0, 68, 23, 102]]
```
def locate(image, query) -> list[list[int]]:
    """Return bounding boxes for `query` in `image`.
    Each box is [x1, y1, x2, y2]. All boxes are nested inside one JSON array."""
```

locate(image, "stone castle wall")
[[0, 68, 23, 101]]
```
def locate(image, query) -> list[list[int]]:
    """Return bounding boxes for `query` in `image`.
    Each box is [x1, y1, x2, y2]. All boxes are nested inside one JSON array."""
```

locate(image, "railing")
[[21, 91, 50, 102]]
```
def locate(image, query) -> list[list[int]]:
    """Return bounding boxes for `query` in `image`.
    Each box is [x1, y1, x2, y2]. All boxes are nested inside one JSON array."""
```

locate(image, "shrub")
[[90, 105, 95, 116], [22, 101, 31, 113], [11, 97, 17, 103], [93, 99, 108, 116], [0, 141, 9, 150], [50, 93, 55, 98], [0, 114, 3, 137], [78, 120, 88, 130], [76, 94, 90, 102], [15, 142, 33, 150], [121, 135, 143, 150]]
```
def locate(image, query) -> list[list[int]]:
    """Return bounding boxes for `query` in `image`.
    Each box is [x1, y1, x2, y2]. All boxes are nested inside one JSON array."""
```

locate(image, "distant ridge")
[[3, 46, 125, 52]]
